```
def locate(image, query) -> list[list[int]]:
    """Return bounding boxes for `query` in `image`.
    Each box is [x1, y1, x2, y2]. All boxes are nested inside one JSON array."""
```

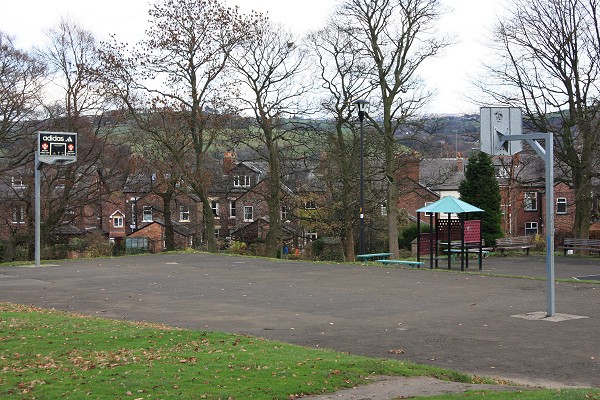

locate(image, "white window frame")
[[179, 205, 190, 222], [233, 175, 251, 188], [113, 215, 124, 228], [11, 176, 26, 189], [142, 206, 153, 222], [229, 200, 236, 218], [424, 201, 434, 217], [305, 232, 318, 246], [12, 205, 25, 224], [211, 200, 220, 218], [556, 197, 567, 214], [380, 202, 387, 216], [281, 205, 289, 220], [524, 192, 537, 211], [304, 200, 316, 210], [243, 206, 254, 222], [525, 221, 538, 236]]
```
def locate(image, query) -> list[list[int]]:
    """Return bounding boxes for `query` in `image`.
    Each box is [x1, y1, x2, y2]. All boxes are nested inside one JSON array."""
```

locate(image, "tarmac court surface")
[[0, 253, 598, 389]]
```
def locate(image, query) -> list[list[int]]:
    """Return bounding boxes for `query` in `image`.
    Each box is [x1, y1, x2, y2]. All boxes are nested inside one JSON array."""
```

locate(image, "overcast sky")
[[0, 0, 507, 115]]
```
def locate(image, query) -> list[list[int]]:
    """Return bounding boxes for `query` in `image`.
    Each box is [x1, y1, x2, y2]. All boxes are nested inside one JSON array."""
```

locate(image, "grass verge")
[[0, 302, 476, 399], [1, 302, 597, 399]]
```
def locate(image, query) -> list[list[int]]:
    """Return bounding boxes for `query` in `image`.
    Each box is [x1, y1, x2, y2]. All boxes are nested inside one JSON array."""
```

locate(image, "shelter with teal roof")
[[416, 196, 485, 270]]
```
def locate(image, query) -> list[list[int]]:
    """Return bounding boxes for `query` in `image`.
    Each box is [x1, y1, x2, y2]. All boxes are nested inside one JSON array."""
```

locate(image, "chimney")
[[223, 150, 236, 173]]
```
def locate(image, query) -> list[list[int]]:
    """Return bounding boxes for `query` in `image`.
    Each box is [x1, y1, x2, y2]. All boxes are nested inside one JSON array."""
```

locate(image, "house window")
[[233, 175, 250, 187], [142, 206, 153, 222], [524, 192, 537, 211], [496, 166, 509, 179], [11, 177, 25, 188], [304, 200, 316, 210], [214, 227, 220, 238], [113, 215, 124, 228], [556, 197, 567, 214], [211, 200, 220, 218], [244, 206, 253, 222], [229, 200, 236, 218], [179, 205, 190, 222], [424, 201, 434, 217], [305, 232, 318, 245], [12, 205, 25, 223], [281, 206, 289, 220], [380, 201, 387, 216], [525, 222, 538, 236]]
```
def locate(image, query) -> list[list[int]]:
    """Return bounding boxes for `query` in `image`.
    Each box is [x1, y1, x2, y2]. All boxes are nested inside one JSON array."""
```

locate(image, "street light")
[[354, 99, 369, 256]]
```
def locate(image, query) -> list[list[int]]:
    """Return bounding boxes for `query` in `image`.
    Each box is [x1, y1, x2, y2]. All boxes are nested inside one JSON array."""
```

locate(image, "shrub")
[[229, 241, 248, 254]]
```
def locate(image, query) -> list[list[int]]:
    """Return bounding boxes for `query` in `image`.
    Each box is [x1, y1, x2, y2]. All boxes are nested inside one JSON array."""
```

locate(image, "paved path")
[[0, 253, 598, 389]]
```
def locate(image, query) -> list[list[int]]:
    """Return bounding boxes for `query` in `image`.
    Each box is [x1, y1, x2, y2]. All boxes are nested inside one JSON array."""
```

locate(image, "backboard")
[[38, 131, 77, 165], [480, 107, 523, 156]]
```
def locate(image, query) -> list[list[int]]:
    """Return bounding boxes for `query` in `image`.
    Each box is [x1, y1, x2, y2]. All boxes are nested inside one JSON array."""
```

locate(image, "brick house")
[[127, 219, 193, 252], [495, 153, 576, 240]]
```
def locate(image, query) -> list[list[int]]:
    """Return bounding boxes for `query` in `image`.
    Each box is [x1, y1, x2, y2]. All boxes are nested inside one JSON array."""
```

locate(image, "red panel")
[[464, 220, 481, 243]]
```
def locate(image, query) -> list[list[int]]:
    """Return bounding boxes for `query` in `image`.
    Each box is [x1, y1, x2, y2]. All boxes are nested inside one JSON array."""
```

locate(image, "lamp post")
[[354, 99, 369, 255]]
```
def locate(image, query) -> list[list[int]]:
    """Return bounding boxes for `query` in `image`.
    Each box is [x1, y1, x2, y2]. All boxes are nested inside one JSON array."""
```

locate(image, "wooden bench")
[[355, 253, 392, 262], [558, 238, 600, 256], [377, 259, 424, 268], [495, 236, 535, 255]]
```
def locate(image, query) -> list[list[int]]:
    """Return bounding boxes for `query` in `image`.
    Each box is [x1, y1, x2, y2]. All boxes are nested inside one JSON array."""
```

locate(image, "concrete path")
[[0, 253, 598, 390]]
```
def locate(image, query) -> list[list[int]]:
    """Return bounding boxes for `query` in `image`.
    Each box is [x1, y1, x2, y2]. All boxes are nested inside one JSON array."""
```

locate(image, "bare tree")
[[231, 19, 310, 257], [480, 0, 600, 239], [100, 0, 257, 253], [0, 32, 46, 170], [334, 0, 451, 257], [307, 24, 372, 259], [29, 19, 130, 257]]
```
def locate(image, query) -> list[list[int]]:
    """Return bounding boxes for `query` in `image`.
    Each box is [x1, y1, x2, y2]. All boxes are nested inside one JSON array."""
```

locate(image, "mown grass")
[[1, 302, 598, 399], [0, 302, 475, 399]]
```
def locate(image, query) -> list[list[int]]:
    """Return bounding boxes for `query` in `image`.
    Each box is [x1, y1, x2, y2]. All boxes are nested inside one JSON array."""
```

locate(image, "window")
[[525, 222, 538, 236], [380, 202, 387, 216], [113, 215, 124, 228], [229, 200, 236, 218], [11, 176, 25, 188], [524, 192, 537, 211], [179, 205, 190, 222], [304, 200, 316, 210], [211, 200, 220, 218], [244, 206, 253, 222], [12, 205, 25, 223], [496, 166, 509, 179], [556, 197, 567, 214], [142, 206, 153, 222], [304, 232, 318, 246], [214, 227, 220, 238], [281, 206, 289, 220], [233, 175, 250, 188], [424, 201, 434, 217]]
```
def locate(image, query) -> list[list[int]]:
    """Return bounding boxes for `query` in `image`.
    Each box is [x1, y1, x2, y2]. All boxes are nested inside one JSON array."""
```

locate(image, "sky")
[[0, 0, 507, 115]]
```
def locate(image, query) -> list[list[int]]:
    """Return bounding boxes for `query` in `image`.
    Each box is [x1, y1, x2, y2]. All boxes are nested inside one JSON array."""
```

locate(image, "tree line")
[[1, 0, 599, 261]]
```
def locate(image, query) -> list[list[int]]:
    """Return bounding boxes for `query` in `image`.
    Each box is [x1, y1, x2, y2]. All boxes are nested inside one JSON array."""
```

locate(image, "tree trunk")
[[573, 170, 593, 239], [264, 131, 282, 258], [161, 191, 175, 251]]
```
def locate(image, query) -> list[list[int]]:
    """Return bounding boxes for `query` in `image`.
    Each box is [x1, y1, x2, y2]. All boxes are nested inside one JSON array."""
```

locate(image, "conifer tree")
[[459, 152, 502, 246]]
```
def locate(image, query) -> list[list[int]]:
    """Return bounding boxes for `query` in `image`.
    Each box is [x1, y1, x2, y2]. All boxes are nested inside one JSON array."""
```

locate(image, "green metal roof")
[[416, 196, 483, 214]]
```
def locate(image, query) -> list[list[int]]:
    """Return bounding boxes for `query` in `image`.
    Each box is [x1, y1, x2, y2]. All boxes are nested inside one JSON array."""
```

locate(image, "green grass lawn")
[[1, 302, 598, 399]]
